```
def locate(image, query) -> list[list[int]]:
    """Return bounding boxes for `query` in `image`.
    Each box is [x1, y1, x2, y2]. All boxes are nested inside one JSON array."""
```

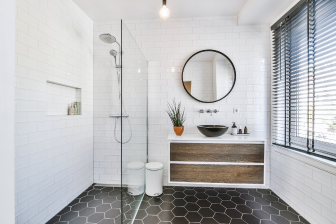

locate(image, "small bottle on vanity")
[[244, 126, 248, 134], [238, 126, 242, 134], [232, 122, 237, 135]]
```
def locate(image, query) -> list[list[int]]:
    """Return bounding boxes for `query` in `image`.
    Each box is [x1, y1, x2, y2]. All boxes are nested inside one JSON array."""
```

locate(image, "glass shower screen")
[[120, 20, 148, 224]]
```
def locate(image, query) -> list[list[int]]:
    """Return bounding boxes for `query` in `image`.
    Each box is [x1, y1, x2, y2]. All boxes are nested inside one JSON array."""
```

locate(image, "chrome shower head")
[[99, 33, 120, 47], [99, 33, 117, 44], [110, 49, 119, 67], [110, 49, 118, 57]]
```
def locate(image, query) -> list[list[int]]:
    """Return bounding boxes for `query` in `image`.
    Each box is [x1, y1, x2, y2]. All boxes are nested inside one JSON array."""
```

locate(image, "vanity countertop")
[[167, 133, 267, 143]]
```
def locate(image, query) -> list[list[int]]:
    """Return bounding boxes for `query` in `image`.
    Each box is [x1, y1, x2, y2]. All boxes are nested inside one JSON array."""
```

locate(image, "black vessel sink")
[[197, 125, 228, 137]]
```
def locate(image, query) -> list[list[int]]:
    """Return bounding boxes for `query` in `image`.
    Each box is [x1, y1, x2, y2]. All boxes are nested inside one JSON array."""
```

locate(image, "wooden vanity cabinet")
[[168, 134, 266, 186]]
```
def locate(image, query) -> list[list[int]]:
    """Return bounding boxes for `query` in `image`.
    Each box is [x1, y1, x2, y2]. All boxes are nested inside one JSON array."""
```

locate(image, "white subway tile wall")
[[93, 18, 271, 187], [271, 146, 336, 224], [15, 0, 93, 223]]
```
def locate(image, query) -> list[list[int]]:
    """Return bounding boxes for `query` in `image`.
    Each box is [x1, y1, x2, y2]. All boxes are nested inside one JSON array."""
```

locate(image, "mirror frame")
[[181, 49, 237, 103]]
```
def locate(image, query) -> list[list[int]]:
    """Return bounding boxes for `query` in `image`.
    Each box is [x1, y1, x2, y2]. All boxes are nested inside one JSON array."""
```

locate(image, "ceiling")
[[73, 0, 299, 25], [73, 0, 248, 22]]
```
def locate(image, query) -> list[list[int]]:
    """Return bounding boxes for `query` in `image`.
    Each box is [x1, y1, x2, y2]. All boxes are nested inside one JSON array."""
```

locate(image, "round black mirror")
[[182, 50, 236, 103]]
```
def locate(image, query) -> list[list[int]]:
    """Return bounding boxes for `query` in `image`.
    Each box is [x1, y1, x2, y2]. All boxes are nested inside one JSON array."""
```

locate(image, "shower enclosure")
[[96, 20, 148, 224], [120, 21, 148, 224]]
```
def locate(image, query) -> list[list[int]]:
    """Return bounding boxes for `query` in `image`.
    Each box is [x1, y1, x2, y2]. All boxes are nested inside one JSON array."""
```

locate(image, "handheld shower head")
[[110, 49, 118, 65], [99, 33, 120, 46], [110, 49, 118, 57]]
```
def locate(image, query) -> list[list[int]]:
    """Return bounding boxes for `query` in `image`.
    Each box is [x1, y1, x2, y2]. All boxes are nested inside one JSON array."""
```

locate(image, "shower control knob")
[[206, 109, 212, 113], [199, 109, 204, 113]]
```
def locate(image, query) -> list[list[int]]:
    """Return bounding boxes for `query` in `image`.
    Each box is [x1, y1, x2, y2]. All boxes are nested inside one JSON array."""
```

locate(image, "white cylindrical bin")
[[127, 161, 145, 196], [145, 162, 163, 197]]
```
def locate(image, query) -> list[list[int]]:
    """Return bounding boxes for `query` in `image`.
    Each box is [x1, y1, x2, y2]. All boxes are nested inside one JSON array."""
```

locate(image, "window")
[[272, 0, 336, 161]]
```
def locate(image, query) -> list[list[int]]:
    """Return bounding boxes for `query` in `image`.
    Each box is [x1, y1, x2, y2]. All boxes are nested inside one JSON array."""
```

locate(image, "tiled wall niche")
[[46, 81, 82, 116]]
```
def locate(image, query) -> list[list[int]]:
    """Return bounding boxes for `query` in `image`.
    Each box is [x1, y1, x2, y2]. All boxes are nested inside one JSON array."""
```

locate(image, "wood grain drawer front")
[[170, 164, 264, 184], [170, 143, 264, 163]]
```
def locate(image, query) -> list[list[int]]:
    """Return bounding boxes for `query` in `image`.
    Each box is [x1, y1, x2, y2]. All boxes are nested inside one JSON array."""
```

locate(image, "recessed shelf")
[[46, 81, 82, 116]]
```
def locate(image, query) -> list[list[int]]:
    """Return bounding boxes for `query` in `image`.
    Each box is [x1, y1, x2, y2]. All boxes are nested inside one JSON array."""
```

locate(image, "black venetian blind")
[[272, 0, 336, 161]]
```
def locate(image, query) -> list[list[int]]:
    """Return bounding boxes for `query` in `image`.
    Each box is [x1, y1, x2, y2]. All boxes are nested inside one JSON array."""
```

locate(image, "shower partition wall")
[[121, 21, 148, 223], [95, 21, 147, 224]]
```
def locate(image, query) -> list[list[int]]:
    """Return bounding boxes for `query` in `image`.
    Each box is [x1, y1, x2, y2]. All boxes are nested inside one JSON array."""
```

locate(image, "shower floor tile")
[[134, 187, 310, 224], [47, 185, 310, 224], [46, 184, 142, 224]]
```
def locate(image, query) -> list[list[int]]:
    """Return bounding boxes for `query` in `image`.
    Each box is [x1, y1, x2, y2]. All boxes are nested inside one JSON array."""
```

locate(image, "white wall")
[[94, 17, 271, 187], [15, 0, 93, 223], [271, 146, 336, 224], [0, 1, 15, 223]]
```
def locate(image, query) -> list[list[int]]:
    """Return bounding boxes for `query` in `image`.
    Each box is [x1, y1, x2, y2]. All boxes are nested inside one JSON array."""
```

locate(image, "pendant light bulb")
[[160, 0, 170, 19]]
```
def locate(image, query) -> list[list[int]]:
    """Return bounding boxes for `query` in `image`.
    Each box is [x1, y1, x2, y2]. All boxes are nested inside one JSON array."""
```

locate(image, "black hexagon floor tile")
[[184, 189, 196, 195], [210, 203, 226, 213], [172, 198, 186, 207], [226, 208, 243, 219], [185, 203, 200, 212], [215, 188, 227, 193], [160, 202, 175, 211], [172, 206, 188, 216], [79, 207, 95, 217], [171, 217, 189, 224], [184, 195, 197, 203], [263, 205, 280, 215], [146, 205, 161, 215], [194, 187, 206, 192], [143, 215, 160, 224], [253, 209, 271, 220], [236, 204, 252, 214], [105, 209, 121, 219], [197, 199, 211, 207], [185, 211, 202, 222], [201, 217, 219, 224], [199, 207, 215, 217], [163, 188, 175, 194], [173, 191, 186, 199], [214, 212, 231, 223], [158, 210, 174, 222], [242, 214, 260, 224], [240, 193, 255, 201], [207, 196, 221, 204], [47, 185, 310, 224], [60, 211, 78, 221], [71, 203, 87, 212], [221, 200, 237, 208]]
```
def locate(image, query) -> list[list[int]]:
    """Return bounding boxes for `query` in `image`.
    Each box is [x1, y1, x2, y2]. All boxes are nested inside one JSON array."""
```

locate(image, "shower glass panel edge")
[[121, 20, 148, 224]]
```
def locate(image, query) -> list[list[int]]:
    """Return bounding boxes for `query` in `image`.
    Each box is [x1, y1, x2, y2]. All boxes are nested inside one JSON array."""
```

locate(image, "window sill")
[[272, 144, 336, 174]]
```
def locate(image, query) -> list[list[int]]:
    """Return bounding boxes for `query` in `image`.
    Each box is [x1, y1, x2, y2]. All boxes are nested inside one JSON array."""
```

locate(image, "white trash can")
[[127, 161, 145, 196], [145, 162, 163, 197]]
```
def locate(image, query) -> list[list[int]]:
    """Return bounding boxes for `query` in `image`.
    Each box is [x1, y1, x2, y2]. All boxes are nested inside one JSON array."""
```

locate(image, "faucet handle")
[[199, 109, 204, 113], [206, 109, 212, 113], [213, 109, 219, 113]]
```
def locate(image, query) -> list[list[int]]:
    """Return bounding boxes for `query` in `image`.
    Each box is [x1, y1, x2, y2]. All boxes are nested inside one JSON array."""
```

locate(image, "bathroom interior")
[[2, 0, 336, 223]]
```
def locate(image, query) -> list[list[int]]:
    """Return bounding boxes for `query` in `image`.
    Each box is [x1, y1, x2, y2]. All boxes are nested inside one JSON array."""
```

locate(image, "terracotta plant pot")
[[174, 126, 184, 136]]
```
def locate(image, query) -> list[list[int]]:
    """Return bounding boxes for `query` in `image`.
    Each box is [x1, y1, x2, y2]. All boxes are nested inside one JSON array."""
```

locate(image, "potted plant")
[[166, 99, 186, 136]]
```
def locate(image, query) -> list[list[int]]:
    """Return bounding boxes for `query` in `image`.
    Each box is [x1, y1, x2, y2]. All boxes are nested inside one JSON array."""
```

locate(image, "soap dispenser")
[[232, 122, 238, 135]]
